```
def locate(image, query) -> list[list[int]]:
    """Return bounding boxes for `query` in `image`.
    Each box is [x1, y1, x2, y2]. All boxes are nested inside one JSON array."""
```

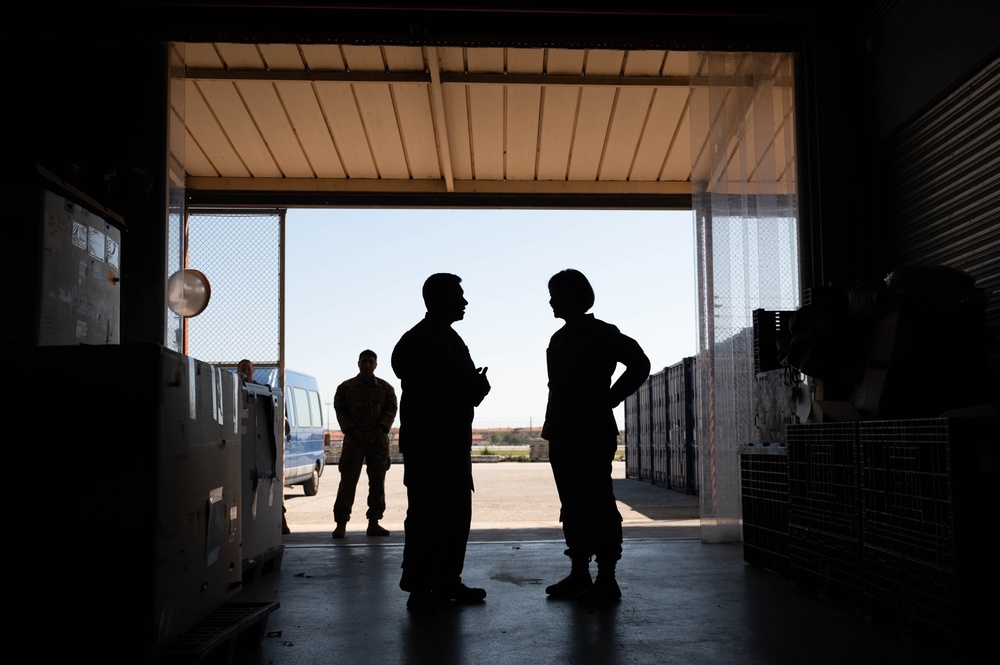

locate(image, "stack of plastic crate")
[[739, 442, 790, 577], [859, 417, 995, 653], [787, 422, 863, 608], [751, 309, 793, 375]]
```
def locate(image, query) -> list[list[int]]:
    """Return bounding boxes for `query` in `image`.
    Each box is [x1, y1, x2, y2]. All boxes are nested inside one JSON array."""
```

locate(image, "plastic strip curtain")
[[689, 52, 800, 543]]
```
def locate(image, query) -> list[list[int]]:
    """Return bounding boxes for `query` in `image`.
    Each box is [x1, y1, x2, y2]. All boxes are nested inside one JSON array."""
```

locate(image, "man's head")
[[358, 349, 378, 377], [548, 269, 595, 319], [237, 358, 254, 382], [422, 273, 467, 323]]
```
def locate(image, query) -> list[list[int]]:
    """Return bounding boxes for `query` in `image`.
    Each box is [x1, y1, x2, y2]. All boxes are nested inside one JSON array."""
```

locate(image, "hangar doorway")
[[169, 46, 801, 544]]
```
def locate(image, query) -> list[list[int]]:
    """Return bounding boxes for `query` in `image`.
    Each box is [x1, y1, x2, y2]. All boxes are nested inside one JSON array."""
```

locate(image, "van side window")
[[285, 391, 297, 428], [292, 386, 313, 428], [308, 389, 324, 428], [285, 402, 294, 430]]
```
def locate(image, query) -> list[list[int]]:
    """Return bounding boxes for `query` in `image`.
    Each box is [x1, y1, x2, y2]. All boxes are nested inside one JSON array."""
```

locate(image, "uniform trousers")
[[548, 438, 623, 565], [398, 453, 472, 594], [333, 437, 389, 523]]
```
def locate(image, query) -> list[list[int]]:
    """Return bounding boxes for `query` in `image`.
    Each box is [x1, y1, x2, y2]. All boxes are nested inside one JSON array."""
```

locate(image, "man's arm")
[[469, 366, 490, 407], [333, 382, 357, 433], [378, 382, 398, 433]]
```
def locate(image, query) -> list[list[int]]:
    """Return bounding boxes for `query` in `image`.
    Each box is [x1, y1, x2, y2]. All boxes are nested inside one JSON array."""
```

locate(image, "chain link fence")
[[180, 209, 283, 370]]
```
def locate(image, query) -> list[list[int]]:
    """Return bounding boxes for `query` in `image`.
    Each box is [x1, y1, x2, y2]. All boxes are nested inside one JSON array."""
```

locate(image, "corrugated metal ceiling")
[[176, 42, 698, 203]]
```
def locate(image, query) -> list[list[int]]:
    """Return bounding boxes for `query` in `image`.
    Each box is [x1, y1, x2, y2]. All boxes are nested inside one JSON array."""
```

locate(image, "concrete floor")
[[225, 464, 958, 665]]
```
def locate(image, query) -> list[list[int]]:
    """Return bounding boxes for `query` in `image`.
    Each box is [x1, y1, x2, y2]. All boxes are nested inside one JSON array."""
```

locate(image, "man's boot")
[[545, 557, 593, 598], [331, 522, 347, 538], [366, 520, 390, 536]]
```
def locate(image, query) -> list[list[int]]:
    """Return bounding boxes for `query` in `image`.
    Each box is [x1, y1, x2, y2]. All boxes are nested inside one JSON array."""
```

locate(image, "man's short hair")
[[548, 269, 595, 312], [359, 349, 377, 360], [422, 273, 462, 307]]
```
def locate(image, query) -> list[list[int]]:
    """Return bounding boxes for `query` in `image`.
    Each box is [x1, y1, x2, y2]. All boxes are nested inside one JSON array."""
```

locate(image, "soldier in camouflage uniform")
[[331, 349, 398, 538]]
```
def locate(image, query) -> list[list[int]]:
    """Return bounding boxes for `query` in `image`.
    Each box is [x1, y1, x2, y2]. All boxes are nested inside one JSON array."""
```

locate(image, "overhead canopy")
[[177, 42, 705, 208]]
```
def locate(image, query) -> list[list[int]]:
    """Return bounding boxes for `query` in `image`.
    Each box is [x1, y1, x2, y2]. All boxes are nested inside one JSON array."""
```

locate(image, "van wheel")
[[303, 467, 320, 496]]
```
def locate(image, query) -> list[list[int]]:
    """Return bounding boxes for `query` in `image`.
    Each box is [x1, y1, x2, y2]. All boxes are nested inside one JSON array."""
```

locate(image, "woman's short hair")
[[548, 269, 595, 312]]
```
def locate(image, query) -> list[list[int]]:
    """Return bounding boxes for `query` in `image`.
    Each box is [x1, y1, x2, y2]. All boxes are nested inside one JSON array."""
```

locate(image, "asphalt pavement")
[[281, 460, 702, 545]]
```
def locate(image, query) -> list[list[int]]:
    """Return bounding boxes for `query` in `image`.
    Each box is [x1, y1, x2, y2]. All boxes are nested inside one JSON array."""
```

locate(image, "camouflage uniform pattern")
[[332, 375, 398, 523]]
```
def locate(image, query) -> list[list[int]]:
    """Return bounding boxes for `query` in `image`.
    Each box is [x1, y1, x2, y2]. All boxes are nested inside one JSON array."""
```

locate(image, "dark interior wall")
[[6, 31, 172, 346], [795, 0, 999, 291], [864, 0, 999, 284], [864, 1, 1000, 394], [794, 6, 875, 292], [866, 0, 1000, 141]]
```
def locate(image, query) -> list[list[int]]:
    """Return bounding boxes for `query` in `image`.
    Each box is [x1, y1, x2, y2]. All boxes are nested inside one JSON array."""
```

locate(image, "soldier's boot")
[[545, 557, 593, 598], [576, 559, 621, 606], [331, 522, 347, 538], [366, 520, 390, 537]]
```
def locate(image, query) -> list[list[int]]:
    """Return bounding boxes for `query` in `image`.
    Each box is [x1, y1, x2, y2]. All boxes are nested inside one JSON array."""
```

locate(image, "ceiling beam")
[[184, 68, 700, 88], [184, 67, 793, 92], [185, 176, 692, 196], [425, 46, 455, 193]]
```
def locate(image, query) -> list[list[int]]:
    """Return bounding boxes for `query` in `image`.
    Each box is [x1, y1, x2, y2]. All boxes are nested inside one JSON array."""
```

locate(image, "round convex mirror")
[[166, 269, 212, 317]]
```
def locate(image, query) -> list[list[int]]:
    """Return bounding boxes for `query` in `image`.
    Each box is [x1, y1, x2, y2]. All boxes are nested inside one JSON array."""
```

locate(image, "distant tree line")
[[489, 431, 532, 446]]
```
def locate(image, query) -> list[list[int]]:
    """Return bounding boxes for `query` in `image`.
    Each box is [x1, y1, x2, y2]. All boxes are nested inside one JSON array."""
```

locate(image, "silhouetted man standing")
[[542, 268, 650, 606], [392, 273, 491, 613], [331, 349, 398, 539]]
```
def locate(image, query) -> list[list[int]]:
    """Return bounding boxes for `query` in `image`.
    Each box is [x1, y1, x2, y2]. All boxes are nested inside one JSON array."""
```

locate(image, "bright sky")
[[282, 208, 698, 431]]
